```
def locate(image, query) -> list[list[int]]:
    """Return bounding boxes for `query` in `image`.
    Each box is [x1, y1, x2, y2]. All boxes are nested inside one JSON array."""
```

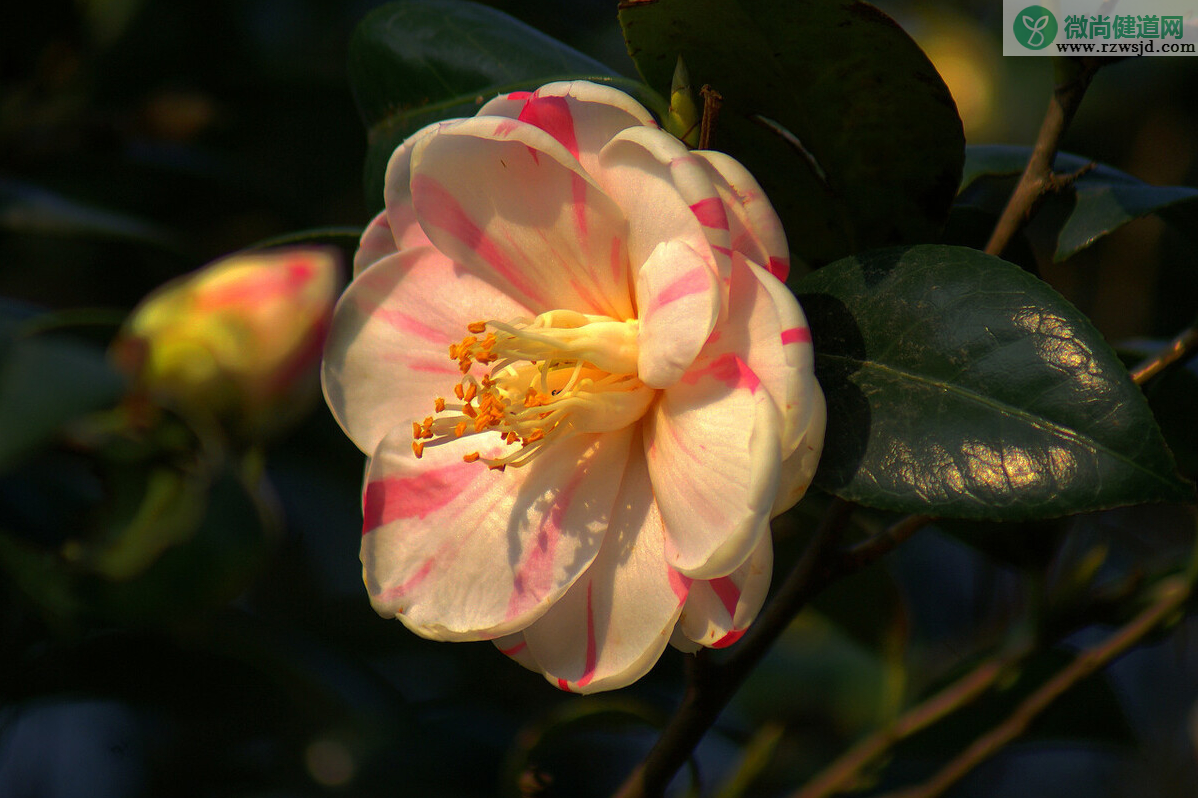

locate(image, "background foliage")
[[2, 1, 1197, 797]]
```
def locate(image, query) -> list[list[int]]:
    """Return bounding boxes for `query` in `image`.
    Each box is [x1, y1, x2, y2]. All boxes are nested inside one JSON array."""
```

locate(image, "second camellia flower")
[[322, 81, 825, 692]]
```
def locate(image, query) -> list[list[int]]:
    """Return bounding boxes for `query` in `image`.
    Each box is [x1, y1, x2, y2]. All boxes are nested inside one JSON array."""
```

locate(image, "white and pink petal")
[[635, 239, 720, 389], [478, 81, 657, 179], [361, 425, 635, 642], [322, 246, 530, 456], [676, 535, 773, 649], [693, 149, 792, 280], [522, 444, 690, 693], [493, 631, 540, 672], [408, 116, 634, 320], [772, 386, 827, 517], [596, 127, 726, 292], [646, 353, 782, 580]]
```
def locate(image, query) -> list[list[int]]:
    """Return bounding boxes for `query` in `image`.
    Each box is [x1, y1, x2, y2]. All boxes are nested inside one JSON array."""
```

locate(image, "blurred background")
[[2, 1, 1196, 797]]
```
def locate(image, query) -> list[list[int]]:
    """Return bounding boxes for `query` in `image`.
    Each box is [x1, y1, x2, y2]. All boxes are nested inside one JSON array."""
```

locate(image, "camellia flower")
[[322, 81, 825, 692], [115, 248, 339, 438]]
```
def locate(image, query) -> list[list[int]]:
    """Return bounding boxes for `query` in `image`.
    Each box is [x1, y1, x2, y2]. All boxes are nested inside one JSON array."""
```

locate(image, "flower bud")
[[115, 248, 339, 438], [667, 56, 701, 147]]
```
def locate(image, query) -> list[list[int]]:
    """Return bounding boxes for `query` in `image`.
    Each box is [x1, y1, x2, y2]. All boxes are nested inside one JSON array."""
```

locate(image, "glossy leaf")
[[0, 316, 127, 473], [619, 0, 964, 267], [0, 178, 172, 247], [348, 0, 630, 204], [796, 244, 1192, 519], [959, 144, 1198, 261]]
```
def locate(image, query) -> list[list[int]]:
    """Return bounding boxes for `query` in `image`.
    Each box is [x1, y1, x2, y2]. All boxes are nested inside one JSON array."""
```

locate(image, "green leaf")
[[796, 244, 1192, 519], [0, 316, 127, 473], [959, 144, 1198, 261], [0, 178, 173, 247], [619, 0, 964, 267], [348, 0, 632, 205], [247, 226, 363, 275]]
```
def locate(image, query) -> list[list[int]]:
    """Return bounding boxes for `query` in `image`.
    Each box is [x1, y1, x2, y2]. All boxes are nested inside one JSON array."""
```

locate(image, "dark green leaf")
[[247, 226, 363, 275], [0, 178, 173, 247], [796, 244, 1192, 519], [0, 318, 127, 473], [959, 144, 1198, 261], [619, 0, 964, 267], [348, 0, 636, 204]]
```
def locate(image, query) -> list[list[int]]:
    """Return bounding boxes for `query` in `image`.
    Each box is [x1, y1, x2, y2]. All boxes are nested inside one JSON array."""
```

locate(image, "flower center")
[[412, 310, 651, 470]]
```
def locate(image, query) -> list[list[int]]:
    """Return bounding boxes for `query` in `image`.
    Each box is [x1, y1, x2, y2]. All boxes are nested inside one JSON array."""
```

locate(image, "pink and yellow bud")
[[115, 248, 339, 437]]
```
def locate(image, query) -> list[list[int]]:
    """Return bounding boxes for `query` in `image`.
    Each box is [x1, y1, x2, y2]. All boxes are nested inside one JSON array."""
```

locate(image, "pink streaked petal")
[[689, 196, 730, 231], [781, 326, 812, 345], [361, 425, 634, 642], [523, 442, 688, 693], [635, 240, 720, 389], [321, 246, 530, 455], [408, 116, 633, 319], [772, 386, 827, 518], [493, 632, 541, 672], [678, 535, 773, 648], [383, 119, 452, 243], [767, 256, 791, 281], [743, 256, 819, 454], [692, 149, 792, 280], [597, 127, 727, 292], [478, 80, 657, 178], [518, 94, 579, 158], [646, 354, 782, 580], [686, 254, 815, 459], [353, 211, 397, 278]]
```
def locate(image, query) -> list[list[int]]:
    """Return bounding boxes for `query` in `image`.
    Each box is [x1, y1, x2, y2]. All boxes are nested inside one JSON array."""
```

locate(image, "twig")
[[840, 514, 933, 571], [613, 501, 852, 798], [875, 575, 1192, 798], [985, 59, 1104, 258], [613, 505, 934, 798], [698, 85, 722, 151], [791, 640, 1031, 798], [1129, 321, 1198, 385]]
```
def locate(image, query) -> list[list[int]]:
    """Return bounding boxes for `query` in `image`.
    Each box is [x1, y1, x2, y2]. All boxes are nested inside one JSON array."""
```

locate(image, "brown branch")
[[1129, 321, 1198, 385], [984, 59, 1104, 258], [791, 640, 1032, 798], [613, 506, 934, 798], [698, 85, 723, 151], [875, 575, 1192, 798]]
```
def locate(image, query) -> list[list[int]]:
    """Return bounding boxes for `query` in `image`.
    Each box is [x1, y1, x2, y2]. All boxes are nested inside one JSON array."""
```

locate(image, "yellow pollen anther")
[[418, 314, 646, 472], [412, 421, 422, 438], [412, 441, 424, 458]]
